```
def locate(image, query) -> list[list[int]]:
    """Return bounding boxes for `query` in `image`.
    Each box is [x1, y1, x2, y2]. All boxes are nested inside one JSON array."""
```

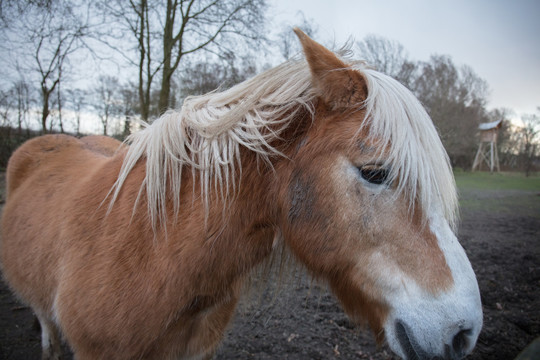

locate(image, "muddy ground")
[[0, 182, 538, 359]]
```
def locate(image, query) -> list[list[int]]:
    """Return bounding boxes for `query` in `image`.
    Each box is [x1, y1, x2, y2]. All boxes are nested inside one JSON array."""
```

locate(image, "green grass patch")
[[454, 171, 540, 218], [454, 170, 540, 191]]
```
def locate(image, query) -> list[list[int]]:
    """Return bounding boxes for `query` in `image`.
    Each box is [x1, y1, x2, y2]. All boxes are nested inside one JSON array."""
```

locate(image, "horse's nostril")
[[452, 328, 472, 357], [395, 320, 422, 360]]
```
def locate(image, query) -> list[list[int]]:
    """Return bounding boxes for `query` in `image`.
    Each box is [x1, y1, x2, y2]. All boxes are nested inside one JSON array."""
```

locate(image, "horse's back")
[[5, 134, 122, 198]]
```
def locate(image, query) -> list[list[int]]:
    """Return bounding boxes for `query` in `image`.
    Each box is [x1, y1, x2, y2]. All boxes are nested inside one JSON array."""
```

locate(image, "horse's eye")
[[358, 165, 388, 185]]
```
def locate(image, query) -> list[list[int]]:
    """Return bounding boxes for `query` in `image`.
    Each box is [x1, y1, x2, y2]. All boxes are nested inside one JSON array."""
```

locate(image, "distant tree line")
[[357, 35, 539, 173], [0, 1, 538, 173]]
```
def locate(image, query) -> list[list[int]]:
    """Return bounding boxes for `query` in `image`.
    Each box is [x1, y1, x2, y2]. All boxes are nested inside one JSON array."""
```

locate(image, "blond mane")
[[357, 64, 458, 228], [109, 59, 316, 229], [109, 56, 457, 230]]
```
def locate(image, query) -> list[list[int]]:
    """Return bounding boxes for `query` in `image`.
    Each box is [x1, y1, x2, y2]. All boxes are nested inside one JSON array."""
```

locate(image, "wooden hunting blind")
[[472, 119, 502, 172]]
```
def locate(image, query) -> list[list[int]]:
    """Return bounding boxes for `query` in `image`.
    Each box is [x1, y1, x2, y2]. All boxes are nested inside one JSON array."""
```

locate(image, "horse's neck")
[[124, 150, 280, 274]]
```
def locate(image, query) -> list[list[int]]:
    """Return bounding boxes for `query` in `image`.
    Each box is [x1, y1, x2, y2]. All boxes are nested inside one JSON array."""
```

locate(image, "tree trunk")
[[137, 0, 150, 122], [41, 87, 50, 134], [76, 114, 81, 136], [123, 117, 131, 138], [17, 97, 23, 135], [57, 78, 64, 133], [158, 67, 173, 115], [158, 0, 175, 115]]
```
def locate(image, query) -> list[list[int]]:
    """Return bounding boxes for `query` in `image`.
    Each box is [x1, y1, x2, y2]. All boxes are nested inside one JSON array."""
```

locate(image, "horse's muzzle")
[[395, 320, 476, 360]]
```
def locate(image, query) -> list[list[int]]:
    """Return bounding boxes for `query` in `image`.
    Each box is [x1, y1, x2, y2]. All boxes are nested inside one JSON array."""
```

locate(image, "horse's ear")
[[294, 28, 367, 109]]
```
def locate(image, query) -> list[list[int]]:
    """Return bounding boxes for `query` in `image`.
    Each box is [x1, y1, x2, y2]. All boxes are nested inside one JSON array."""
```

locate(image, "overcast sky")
[[271, 0, 540, 118]]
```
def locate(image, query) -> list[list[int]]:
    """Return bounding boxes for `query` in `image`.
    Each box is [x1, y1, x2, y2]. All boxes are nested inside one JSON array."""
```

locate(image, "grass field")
[[454, 170, 540, 191], [455, 171, 540, 218]]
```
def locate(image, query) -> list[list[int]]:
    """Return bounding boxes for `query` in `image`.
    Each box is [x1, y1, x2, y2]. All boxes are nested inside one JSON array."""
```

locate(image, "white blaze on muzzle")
[[379, 213, 483, 360]]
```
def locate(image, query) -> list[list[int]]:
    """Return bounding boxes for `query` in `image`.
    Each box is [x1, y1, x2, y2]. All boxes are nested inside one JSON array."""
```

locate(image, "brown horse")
[[1, 29, 482, 360]]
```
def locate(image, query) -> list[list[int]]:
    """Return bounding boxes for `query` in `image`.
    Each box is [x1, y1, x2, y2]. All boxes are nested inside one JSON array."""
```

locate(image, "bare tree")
[[177, 55, 257, 101], [276, 12, 318, 61], [13, 79, 33, 134], [157, 0, 267, 114], [414, 55, 490, 168], [356, 35, 417, 88], [1, 0, 91, 133], [94, 75, 120, 136], [520, 109, 540, 176], [0, 77, 34, 134], [0, 88, 13, 127], [355, 37, 491, 169], [179, 62, 223, 98], [66, 88, 87, 136], [98, 0, 267, 121], [0, 0, 55, 28], [118, 83, 139, 138], [487, 108, 515, 169], [56, 65, 65, 133], [96, 0, 160, 123]]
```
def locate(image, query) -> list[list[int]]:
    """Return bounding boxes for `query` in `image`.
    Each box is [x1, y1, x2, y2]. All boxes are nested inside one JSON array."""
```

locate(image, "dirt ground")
[[0, 179, 538, 359]]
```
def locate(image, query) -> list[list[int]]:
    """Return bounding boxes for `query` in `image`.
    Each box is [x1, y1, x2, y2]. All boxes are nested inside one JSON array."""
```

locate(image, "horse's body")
[[1, 30, 482, 360], [3, 134, 243, 359]]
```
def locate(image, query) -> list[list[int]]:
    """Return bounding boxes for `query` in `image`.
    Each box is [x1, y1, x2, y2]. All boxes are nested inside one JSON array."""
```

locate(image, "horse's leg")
[[186, 296, 239, 360], [35, 312, 63, 360], [201, 349, 217, 360]]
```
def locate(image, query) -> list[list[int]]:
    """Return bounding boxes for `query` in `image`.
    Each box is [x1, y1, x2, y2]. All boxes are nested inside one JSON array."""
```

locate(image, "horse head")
[[277, 29, 482, 360]]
